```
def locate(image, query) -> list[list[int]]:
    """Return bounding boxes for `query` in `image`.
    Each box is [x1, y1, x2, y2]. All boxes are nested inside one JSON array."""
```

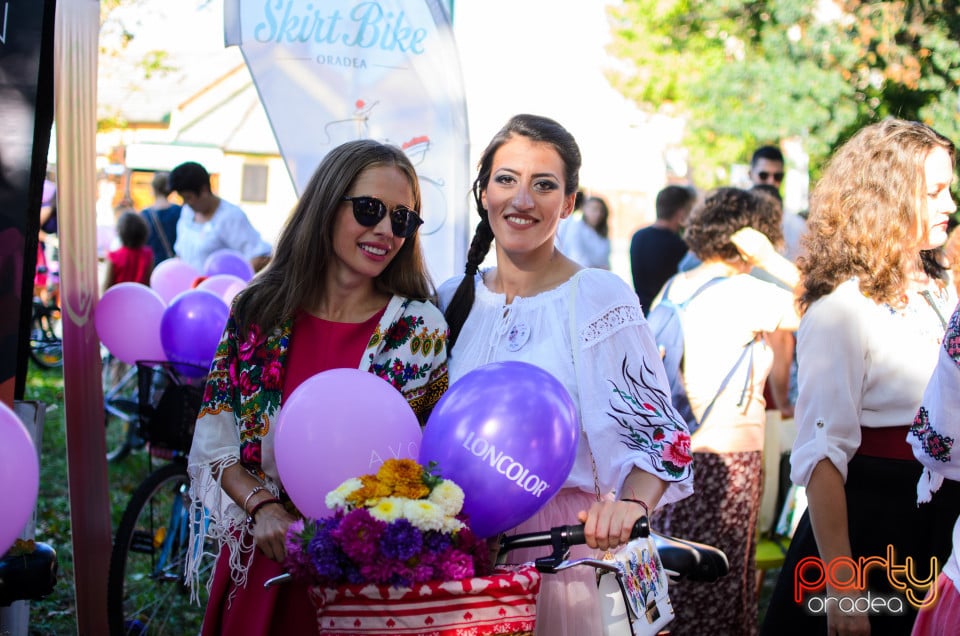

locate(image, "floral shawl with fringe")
[[186, 295, 449, 598]]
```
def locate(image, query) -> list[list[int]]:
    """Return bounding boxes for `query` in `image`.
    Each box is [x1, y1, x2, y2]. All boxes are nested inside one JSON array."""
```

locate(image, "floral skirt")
[[652, 450, 763, 636]]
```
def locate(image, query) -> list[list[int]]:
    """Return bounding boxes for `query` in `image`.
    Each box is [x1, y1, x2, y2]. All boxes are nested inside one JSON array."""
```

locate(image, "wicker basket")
[[310, 566, 541, 635], [135, 361, 206, 453]]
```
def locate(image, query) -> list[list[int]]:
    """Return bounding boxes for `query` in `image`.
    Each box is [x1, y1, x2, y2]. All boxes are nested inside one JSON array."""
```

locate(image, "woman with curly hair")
[[186, 139, 449, 634], [649, 187, 800, 635], [762, 119, 960, 636]]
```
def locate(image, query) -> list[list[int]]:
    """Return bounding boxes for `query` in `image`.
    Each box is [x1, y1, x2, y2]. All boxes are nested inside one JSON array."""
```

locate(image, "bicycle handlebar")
[[496, 517, 649, 571]]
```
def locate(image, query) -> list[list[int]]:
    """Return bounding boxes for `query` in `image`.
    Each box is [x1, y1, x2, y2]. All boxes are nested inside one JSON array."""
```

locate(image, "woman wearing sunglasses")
[[440, 114, 694, 634], [187, 139, 449, 634]]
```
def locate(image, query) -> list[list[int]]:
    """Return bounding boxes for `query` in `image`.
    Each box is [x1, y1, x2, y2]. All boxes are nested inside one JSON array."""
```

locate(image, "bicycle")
[[102, 350, 145, 462], [29, 270, 62, 369], [107, 360, 213, 636]]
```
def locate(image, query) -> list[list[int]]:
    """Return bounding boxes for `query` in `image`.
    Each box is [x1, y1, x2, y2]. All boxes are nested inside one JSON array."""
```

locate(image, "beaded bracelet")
[[622, 498, 649, 517], [246, 497, 282, 527], [241, 485, 267, 514]]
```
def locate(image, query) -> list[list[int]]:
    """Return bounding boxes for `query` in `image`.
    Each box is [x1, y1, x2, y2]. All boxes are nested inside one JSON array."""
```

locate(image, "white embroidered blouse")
[[790, 277, 957, 487], [909, 301, 960, 587], [438, 268, 694, 509]]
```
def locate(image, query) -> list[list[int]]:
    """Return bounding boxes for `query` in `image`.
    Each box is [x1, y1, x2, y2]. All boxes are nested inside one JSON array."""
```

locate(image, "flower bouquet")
[[284, 459, 541, 636]]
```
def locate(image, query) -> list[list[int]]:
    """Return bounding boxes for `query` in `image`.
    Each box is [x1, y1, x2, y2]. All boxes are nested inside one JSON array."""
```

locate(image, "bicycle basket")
[[135, 361, 207, 453], [310, 566, 540, 635]]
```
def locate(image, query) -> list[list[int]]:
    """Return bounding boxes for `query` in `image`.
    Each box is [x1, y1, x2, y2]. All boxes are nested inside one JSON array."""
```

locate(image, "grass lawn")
[[20, 362, 158, 635]]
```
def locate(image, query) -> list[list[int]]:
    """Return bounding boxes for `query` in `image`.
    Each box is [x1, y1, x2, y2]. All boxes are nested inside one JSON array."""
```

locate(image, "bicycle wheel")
[[107, 461, 212, 636], [29, 306, 63, 368], [105, 399, 138, 463]]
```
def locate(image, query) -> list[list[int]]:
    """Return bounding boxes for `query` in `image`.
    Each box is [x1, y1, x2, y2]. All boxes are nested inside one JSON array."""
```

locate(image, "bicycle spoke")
[[108, 463, 211, 636]]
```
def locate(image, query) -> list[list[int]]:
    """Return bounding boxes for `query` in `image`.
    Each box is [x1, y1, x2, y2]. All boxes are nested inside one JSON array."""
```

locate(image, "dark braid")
[[445, 215, 494, 348]]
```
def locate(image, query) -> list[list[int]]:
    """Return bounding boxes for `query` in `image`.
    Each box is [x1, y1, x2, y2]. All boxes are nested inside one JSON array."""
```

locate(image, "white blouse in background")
[[790, 277, 956, 487], [438, 268, 694, 508], [174, 198, 272, 272]]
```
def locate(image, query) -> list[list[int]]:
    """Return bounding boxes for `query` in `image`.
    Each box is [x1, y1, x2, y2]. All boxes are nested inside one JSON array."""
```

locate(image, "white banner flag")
[[224, 0, 470, 283]]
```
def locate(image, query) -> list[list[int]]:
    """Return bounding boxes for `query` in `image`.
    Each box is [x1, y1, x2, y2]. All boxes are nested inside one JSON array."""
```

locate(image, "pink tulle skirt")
[[911, 573, 960, 635], [499, 488, 601, 636]]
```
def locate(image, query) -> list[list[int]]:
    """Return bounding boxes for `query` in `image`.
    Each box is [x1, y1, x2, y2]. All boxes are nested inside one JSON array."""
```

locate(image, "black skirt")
[[761, 454, 960, 636]]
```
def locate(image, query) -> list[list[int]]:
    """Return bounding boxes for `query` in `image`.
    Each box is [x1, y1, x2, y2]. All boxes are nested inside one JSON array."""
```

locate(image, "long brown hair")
[[798, 118, 955, 312], [444, 114, 582, 348], [233, 139, 433, 338]]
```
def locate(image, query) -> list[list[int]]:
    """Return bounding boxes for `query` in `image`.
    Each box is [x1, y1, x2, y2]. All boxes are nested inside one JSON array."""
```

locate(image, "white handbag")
[[598, 534, 675, 636]]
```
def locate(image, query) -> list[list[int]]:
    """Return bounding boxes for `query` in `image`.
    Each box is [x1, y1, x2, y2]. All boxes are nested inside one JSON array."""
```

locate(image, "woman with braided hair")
[[438, 114, 694, 634]]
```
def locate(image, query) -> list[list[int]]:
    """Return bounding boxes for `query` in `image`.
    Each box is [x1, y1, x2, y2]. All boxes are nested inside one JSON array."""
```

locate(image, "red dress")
[[107, 245, 154, 285], [201, 308, 386, 636]]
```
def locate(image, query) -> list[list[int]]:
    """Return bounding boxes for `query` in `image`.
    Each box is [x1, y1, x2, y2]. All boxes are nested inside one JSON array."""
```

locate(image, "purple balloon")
[[160, 289, 230, 378], [203, 250, 254, 282], [150, 258, 201, 304], [96, 283, 167, 365], [0, 401, 40, 555], [275, 369, 422, 519], [419, 361, 579, 538]]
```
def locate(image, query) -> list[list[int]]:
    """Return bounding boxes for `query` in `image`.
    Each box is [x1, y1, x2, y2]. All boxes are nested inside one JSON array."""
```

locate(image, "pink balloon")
[[203, 250, 254, 282], [275, 369, 422, 519], [150, 259, 201, 304], [0, 402, 40, 555], [196, 274, 247, 305], [95, 283, 167, 365]]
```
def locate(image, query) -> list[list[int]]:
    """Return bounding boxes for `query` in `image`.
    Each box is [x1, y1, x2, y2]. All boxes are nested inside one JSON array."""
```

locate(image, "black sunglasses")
[[342, 196, 423, 238], [758, 171, 785, 183]]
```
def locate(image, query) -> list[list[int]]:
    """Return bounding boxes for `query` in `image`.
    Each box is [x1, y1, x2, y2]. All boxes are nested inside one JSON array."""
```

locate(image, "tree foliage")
[[606, 0, 960, 185]]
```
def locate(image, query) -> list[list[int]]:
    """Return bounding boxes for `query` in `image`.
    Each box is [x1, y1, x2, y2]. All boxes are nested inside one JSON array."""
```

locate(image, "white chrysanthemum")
[[403, 499, 446, 532], [369, 497, 406, 523], [325, 477, 363, 510], [427, 480, 465, 516], [440, 515, 466, 533]]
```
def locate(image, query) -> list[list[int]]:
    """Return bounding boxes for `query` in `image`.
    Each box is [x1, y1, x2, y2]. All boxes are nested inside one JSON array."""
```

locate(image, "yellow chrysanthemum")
[[368, 497, 406, 523], [427, 480, 464, 516], [346, 474, 391, 507], [377, 458, 429, 498], [325, 477, 363, 510]]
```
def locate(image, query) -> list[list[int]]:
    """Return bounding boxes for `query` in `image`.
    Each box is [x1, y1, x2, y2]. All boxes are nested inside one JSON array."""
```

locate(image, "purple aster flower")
[[437, 548, 475, 581], [423, 530, 453, 553], [379, 519, 423, 561], [333, 508, 386, 564], [307, 527, 346, 584]]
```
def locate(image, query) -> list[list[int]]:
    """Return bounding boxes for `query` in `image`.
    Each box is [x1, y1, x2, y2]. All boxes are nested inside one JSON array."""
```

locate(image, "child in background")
[[103, 211, 154, 292]]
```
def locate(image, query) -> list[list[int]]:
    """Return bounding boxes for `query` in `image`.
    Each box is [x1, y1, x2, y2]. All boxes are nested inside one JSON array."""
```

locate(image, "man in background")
[[629, 185, 697, 315], [169, 161, 272, 273], [749, 145, 806, 263]]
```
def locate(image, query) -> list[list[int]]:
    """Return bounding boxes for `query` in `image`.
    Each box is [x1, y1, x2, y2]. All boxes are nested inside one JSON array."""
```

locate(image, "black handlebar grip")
[[559, 524, 585, 545], [631, 516, 650, 539]]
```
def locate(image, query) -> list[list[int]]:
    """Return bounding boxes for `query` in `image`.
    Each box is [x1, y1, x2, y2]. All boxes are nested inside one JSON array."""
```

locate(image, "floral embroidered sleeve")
[[366, 298, 450, 424], [574, 271, 694, 508], [909, 302, 960, 502]]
